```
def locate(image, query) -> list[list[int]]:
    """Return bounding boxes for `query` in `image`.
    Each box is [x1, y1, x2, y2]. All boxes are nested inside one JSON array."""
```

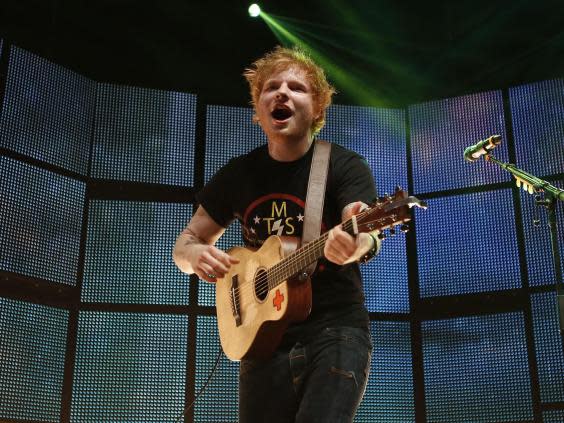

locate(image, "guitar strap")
[[301, 139, 331, 277]]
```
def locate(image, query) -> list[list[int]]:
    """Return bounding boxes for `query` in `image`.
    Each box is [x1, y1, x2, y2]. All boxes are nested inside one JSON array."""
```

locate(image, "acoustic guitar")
[[216, 188, 426, 360]]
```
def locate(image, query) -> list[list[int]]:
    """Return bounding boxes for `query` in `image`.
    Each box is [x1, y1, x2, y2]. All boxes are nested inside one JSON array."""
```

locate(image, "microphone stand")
[[484, 154, 564, 342]]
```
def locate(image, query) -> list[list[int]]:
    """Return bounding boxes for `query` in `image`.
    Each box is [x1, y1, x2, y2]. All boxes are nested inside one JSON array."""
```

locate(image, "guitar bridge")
[[230, 274, 242, 327]]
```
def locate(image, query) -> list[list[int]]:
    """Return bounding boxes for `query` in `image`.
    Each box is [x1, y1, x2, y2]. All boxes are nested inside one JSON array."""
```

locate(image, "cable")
[[173, 349, 223, 423]]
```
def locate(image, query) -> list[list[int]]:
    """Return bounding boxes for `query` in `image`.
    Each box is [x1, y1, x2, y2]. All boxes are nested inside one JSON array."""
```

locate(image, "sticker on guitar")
[[273, 289, 284, 311]]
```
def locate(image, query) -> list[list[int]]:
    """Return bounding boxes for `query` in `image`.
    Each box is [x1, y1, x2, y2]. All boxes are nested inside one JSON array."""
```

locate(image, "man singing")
[[173, 46, 380, 423]]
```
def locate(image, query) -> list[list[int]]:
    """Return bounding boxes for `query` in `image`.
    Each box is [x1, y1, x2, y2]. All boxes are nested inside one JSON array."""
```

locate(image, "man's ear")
[[312, 105, 321, 122], [313, 108, 323, 129], [252, 114, 262, 126]]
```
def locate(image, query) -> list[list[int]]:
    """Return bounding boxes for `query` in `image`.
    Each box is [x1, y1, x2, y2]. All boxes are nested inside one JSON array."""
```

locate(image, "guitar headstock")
[[354, 187, 427, 235]]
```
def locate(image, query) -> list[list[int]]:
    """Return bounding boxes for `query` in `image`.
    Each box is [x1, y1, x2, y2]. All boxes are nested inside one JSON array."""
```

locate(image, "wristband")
[[358, 232, 379, 264]]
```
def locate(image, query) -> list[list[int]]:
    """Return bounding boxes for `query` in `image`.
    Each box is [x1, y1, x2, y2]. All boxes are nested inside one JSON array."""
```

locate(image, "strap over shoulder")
[[301, 139, 331, 276]]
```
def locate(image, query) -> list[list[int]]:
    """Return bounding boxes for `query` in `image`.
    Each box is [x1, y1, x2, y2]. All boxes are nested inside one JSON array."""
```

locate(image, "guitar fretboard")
[[265, 217, 357, 289]]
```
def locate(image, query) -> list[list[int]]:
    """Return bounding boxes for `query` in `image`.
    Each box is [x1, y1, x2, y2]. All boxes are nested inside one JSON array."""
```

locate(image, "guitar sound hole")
[[254, 268, 268, 301]]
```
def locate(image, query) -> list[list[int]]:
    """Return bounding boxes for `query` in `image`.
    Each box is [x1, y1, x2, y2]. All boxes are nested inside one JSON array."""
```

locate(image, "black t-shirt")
[[197, 141, 378, 346]]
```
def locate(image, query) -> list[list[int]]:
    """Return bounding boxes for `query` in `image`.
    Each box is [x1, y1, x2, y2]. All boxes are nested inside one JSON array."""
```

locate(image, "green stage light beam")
[[268, 14, 411, 79], [260, 12, 390, 107]]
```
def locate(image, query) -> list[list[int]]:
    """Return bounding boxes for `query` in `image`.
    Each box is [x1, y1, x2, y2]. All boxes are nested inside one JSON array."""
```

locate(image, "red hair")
[[243, 46, 335, 135]]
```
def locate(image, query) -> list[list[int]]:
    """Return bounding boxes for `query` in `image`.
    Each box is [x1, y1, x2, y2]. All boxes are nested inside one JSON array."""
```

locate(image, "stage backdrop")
[[1, 43, 563, 423]]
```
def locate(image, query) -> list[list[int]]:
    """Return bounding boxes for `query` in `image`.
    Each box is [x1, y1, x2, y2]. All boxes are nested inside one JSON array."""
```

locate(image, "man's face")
[[256, 66, 318, 142]]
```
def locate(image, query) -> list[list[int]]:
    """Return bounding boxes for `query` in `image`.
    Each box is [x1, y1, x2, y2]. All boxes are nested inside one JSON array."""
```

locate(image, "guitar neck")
[[263, 191, 422, 291], [266, 218, 357, 289]]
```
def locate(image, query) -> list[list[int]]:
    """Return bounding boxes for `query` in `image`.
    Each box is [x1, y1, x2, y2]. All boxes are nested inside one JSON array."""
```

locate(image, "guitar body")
[[214, 189, 425, 361], [216, 235, 312, 361]]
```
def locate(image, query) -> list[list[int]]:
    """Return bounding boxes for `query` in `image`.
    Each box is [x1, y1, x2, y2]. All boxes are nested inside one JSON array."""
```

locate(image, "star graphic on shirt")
[[253, 215, 261, 224], [250, 227, 256, 234], [297, 213, 304, 222]]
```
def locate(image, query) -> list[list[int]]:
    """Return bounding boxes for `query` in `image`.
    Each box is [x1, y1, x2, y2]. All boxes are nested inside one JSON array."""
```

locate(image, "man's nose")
[[275, 83, 290, 99]]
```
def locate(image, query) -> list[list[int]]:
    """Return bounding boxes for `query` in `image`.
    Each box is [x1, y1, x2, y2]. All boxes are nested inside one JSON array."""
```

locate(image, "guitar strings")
[[231, 234, 328, 310], [228, 233, 328, 304], [240, 234, 328, 300], [229, 200, 397, 310], [240, 221, 334, 293], [229, 204, 388, 304], [229, 216, 356, 304], [229, 198, 402, 311], [229, 207, 379, 304]]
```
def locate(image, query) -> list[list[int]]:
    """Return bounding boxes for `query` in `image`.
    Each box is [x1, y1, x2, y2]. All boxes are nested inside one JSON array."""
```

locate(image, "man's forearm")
[[172, 229, 206, 274]]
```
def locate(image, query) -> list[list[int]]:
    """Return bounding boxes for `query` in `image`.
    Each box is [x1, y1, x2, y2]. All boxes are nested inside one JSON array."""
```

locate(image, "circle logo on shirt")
[[242, 193, 307, 246]]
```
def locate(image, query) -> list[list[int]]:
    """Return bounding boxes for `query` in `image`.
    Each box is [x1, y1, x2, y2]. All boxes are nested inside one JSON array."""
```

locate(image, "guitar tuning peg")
[[389, 227, 396, 236], [377, 232, 386, 240], [395, 185, 403, 192], [400, 224, 410, 233]]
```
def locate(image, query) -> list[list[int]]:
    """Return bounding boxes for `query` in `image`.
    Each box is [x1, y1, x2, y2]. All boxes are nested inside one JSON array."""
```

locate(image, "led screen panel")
[[530, 292, 564, 403], [82, 201, 192, 304], [204, 105, 266, 184], [0, 46, 94, 174], [91, 83, 196, 185], [361, 235, 408, 313], [0, 298, 68, 422], [422, 313, 533, 422], [320, 105, 409, 312], [0, 157, 85, 285], [416, 189, 521, 297], [510, 78, 564, 177], [71, 311, 188, 422], [320, 105, 408, 195], [194, 316, 239, 422], [544, 410, 564, 422], [410, 91, 509, 194], [356, 320, 414, 422], [519, 179, 564, 287]]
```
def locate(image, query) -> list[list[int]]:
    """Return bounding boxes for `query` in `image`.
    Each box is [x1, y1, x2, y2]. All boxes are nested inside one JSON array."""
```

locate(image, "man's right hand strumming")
[[173, 206, 239, 283]]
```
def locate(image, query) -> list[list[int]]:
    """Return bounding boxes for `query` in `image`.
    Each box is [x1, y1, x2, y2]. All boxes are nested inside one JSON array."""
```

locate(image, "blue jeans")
[[239, 326, 372, 423]]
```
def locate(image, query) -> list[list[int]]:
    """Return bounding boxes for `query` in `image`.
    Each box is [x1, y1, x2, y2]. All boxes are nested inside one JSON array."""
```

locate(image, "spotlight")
[[248, 4, 261, 17]]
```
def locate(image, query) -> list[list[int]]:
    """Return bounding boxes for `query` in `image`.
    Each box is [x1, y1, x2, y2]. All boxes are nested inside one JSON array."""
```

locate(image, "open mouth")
[[271, 105, 293, 121]]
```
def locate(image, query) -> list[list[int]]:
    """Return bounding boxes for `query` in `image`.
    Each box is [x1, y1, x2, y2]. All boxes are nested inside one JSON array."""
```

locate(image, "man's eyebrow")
[[290, 80, 307, 87]]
